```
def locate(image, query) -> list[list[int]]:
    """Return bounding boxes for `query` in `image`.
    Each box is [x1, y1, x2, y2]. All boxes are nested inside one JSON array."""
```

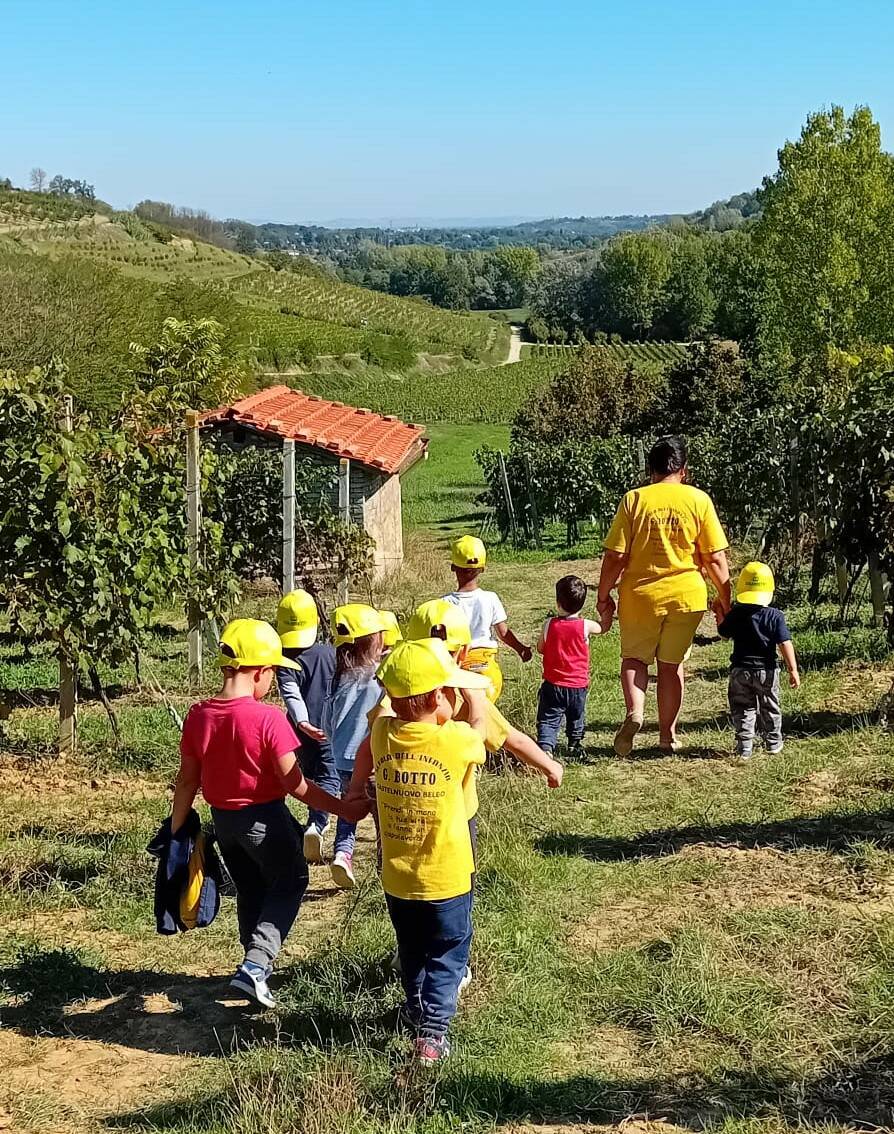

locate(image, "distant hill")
[[0, 187, 506, 410]]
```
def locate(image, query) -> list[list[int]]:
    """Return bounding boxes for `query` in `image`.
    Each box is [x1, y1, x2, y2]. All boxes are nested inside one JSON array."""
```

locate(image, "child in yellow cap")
[[443, 535, 532, 701], [172, 619, 369, 1010], [378, 610, 403, 656], [368, 638, 490, 1066], [322, 604, 390, 888], [275, 590, 338, 866], [717, 562, 800, 758]]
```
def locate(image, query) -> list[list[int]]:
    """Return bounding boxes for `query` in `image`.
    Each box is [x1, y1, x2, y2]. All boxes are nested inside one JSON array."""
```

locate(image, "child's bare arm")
[[462, 687, 490, 738], [584, 618, 602, 637], [345, 736, 374, 801], [275, 751, 370, 822], [779, 640, 801, 688], [495, 621, 532, 662], [171, 754, 202, 833], [504, 726, 563, 788]]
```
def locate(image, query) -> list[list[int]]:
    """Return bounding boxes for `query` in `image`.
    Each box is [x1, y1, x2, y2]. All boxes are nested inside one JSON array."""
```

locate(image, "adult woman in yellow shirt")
[[597, 436, 732, 756]]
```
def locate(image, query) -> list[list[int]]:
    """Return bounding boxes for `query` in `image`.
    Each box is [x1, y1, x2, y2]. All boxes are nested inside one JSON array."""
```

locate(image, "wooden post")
[[869, 552, 887, 629], [282, 439, 296, 595], [635, 438, 646, 481], [522, 451, 541, 548], [497, 451, 519, 546], [789, 437, 801, 586], [337, 458, 350, 605], [835, 554, 848, 607], [185, 410, 203, 685], [59, 395, 77, 754]]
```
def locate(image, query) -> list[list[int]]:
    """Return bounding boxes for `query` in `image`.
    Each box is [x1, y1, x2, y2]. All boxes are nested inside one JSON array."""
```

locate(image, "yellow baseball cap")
[[407, 598, 472, 653], [379, 610, 403, 649], [736, 561, 775, 607], [377, 637, 490, 699], [331, 603, 390, 647], [218, 618, 300, 670], [451, 535, 486, 569], [276, 589, 319, 649]]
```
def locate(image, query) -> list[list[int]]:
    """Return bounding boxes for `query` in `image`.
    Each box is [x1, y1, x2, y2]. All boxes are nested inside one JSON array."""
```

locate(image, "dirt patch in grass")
[[572, 844, 887, 954]]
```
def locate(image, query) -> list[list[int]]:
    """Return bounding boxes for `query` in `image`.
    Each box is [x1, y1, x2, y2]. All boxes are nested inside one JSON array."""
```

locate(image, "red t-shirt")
[[542, 616, 590, 688], [180, 697, 300, 810]]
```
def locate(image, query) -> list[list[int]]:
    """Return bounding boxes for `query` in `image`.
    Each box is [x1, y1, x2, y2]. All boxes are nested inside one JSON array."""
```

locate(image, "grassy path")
[[1, 556, 893, 1132]]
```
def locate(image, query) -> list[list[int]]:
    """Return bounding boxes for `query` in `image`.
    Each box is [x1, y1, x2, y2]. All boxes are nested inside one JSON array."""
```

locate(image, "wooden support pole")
[[185, 410, 203, 685], [282, 439, 296, 596], [337, 458, 350, 605], [834, 554, 848, 607], [498, 451, 519, 546], [59, 395, 77, 754], [869, 553, 887, 629], [522, 452, 541, 548]]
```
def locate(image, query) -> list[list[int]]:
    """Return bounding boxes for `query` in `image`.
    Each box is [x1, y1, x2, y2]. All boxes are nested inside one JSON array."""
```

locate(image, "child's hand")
[[519, 644, 533, 663], [340, 796, 372, 824], [789, 670, 801, 689], [545, 759, 563, 789], [298, 722, 327, 744]]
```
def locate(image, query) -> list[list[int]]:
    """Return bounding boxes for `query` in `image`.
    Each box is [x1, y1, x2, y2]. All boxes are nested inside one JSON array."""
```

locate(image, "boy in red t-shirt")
[[536, 575, 603, 762], [172, 618, 369, 1009]]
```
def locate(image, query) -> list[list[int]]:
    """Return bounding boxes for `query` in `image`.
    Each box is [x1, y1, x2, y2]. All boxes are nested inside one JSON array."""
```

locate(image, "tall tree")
[[757, 105, 894, 360], [29, 167, 47, 192]]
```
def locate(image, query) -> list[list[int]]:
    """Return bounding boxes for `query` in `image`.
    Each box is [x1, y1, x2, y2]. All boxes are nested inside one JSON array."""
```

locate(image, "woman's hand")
[[597, 595, 616, 632]]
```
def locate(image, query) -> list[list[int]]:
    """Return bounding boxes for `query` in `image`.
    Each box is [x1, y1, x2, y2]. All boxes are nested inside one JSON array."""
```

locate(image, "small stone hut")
[[201, 385, 428, 578]]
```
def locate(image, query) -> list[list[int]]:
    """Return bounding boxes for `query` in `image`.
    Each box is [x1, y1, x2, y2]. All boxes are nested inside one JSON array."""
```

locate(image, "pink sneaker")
[[331, 851, 355, 889], [414, 1035, 451, 1065]]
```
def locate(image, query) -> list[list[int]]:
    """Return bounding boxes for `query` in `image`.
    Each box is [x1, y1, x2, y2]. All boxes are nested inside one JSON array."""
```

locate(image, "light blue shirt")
[[322, 668, 382, 774]]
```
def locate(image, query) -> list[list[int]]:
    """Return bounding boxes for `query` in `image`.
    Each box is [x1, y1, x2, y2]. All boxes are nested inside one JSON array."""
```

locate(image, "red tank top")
[[542, 617, 590, 688]]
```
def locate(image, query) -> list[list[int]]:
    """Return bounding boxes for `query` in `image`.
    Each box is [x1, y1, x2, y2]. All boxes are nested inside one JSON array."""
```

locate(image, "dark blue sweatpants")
[[536, 681, 588, 752]]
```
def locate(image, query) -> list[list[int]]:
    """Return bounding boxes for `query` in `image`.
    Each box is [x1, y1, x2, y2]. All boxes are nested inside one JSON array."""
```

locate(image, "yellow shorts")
[[618, 605, 703, 666], [463, 647, 503, 702]]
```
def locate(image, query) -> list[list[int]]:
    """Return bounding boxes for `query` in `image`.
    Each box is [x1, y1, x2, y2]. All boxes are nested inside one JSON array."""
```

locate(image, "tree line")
[[479, 106, 894, 638]]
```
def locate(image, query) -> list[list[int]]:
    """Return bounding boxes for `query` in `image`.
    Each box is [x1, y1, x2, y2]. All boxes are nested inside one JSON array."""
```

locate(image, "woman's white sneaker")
[[331, 851, 356, 889]]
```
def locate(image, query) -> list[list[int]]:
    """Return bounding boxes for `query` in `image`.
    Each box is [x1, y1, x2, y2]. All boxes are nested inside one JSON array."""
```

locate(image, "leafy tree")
[[513, 346, 663, 447], [587, 232, 673, 338], [492, 245, 540, 307], [128, 317, 248, 434], [653, 340, 751, 436], [662, 235, 717, 338], [756, 105, 894, 360]]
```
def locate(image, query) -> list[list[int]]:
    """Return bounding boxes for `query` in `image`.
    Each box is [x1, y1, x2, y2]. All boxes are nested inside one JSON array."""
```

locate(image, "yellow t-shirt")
[[371, 690, 510, 820], [604, 482, 728, 613], [370, 716, 485, 901]]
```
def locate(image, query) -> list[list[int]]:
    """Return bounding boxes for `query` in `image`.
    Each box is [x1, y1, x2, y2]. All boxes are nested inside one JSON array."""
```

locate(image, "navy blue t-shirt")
[[718, 603, 791, 669], [278, 641, 336, 760]]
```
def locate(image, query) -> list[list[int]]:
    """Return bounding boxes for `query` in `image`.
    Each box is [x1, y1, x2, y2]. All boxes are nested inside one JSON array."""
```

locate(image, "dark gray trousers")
[[728, 667, 782, 755], [211, 800, 308, 969]]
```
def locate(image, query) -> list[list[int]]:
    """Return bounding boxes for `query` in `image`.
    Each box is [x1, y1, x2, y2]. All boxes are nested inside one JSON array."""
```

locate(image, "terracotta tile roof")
[[200, 386, 428, 475]]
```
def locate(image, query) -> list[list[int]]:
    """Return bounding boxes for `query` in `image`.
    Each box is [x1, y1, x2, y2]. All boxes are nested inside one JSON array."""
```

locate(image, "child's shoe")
[[568, 743, 585, 763], [414, 1035, 450, 1065], [613, 711, 643, 757], [766, 743, 784, 755], [331, 851, 356, 889], [458, 966, 472, 995], [303, 823, 326, 864], [230, 961, 276, 1009]]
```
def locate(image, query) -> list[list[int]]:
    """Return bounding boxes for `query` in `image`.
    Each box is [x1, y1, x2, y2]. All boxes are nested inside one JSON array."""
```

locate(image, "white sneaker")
[[229, 962, 275, 1009], [458, 966, 472, 995], [331, 851, 356, 889], [303, 824, 325, 864], [613, 712, 643, 757]]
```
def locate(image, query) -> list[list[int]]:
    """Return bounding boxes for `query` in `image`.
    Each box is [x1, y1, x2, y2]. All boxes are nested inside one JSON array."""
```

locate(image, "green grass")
[[2, 552, 893, 1132], [402, 423, 508, 538]]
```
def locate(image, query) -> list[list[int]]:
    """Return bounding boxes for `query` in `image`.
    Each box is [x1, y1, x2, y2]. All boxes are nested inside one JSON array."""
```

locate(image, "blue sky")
[[4, 0, 893, 223]]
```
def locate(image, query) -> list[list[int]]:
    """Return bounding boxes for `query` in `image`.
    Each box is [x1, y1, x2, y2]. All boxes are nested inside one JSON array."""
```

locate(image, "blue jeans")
[[536, 681, 588, 752], [334, 770, 357, 857], [386, 891, 473, 1040], [299, 737, 340, 833]]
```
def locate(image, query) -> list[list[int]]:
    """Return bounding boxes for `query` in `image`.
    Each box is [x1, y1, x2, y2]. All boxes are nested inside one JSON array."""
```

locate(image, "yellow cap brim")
[[737, 590, 773, 607], [217, 653, 301, 671], [279, 626, 318, 649]]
